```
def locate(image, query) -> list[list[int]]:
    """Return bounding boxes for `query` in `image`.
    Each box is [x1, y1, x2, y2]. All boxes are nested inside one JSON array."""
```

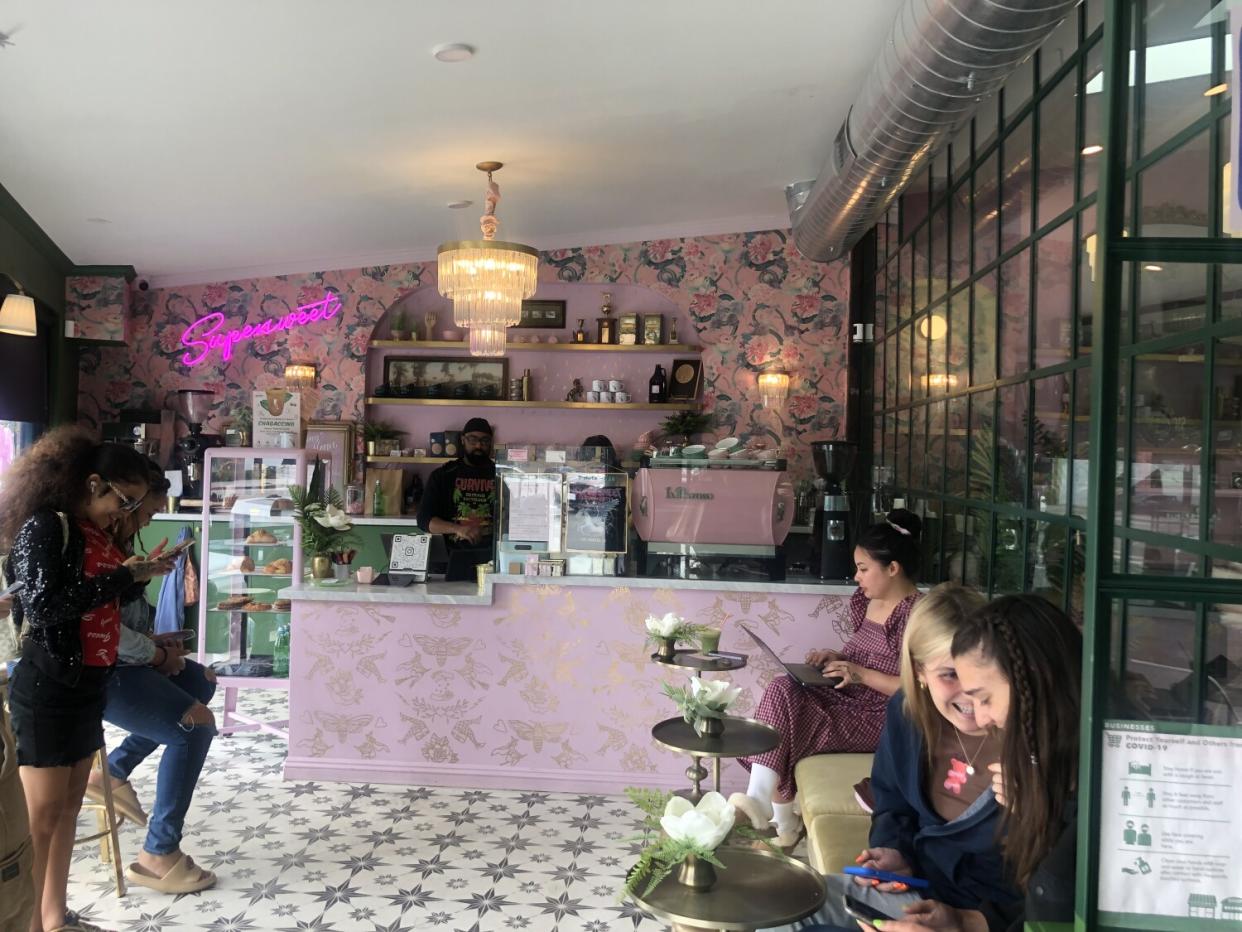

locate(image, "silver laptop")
[[739, 624, 843, 688]]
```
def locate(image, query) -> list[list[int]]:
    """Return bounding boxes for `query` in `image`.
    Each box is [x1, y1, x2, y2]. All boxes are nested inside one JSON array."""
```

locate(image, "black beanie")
[[462, 417, 493, 436]]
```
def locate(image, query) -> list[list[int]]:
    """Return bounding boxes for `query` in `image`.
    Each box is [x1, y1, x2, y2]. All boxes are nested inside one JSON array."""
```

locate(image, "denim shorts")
[[7, 661, 109, 767]]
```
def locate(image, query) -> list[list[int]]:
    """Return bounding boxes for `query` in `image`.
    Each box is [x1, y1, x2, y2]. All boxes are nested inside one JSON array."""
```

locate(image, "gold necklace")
[[953, 728, 988, 776]]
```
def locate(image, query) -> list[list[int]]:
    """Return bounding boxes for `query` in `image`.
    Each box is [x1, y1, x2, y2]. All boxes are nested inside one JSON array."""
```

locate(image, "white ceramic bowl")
[[707, 448, 729, 460], [715, 437, 741, 451]]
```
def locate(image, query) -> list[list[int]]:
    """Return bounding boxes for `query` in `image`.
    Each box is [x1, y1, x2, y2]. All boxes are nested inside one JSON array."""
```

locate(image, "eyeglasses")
[[103, 481, 144, 514], [462, 434, 492, 445]]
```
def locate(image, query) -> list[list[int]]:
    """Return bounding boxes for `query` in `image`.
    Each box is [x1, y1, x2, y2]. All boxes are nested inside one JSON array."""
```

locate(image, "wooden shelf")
[[365, 398, 699, 411], [370, 340, 700, 353], [366, 455, 446, 464]]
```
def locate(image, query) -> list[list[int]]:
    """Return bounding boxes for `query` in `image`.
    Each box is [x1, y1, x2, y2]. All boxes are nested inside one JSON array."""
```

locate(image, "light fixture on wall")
[[437, 161, 539, 357], [0, 281, 37, 337], [757, 370, 790, 409], [284, 362, 318, 389], [918, 313, 947, 341]]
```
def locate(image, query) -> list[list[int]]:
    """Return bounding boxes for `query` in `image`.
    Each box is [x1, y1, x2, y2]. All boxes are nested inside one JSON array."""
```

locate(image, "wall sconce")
[[758, 370, 790, 409], [918, 313, 947, 341], [284, 362, 318, 389], [0, 283, 37, 337]]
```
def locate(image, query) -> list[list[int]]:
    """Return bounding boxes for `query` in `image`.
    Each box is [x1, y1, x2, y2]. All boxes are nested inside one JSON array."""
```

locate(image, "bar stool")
[[76, 741, 127, 897]]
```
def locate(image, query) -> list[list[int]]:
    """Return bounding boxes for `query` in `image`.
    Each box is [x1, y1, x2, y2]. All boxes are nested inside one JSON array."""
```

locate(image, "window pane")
[[1134, 262, 1208, 341], [1072, 366, 1092, 519], [1078, 205, 1097, 355], [910, 404, 928, 490], [1137, 1, 1212, 157], [1033, 374, 1072, 514], [1000, 248, 1031, 378], [1138, 130, 1212, 238], [975, 150, 1001, 269], [912, 320, 928, 402], [914, 227, 930, 313], [885, 336, 898, 407], [998, 382, 1030, 507], [969, 389, 996, 501], [1111, 600, 1199, 721], [948, 289, 970, 390], [898, 242, 912, 322], [1220, 262, 1242, 322], [1040, 9, 1080, 83], [1037, 72, 1078, 229], [974, 274, 999, 384], [977, 95, 1000, 154], [897, 324, 911, 407], [950, 187, 971, 289], [951, 121, 973, 184], [1005, 57, 1036, 119], [1001, 115, 1034, 250], [1028, 521, 1067, 607], [895, 409, 910, 489], [931, 205, 948, 302], [1081, 42, 1104, 199], [965, 508, 992, 591], [904, 164, 931, 233], [928, 307, 949, 396], [1035, 221, 1075, 367], [927, 400, 947, 494], [1209, 336, 1242, 549], [947, 395, 969, 497], [992, 515, 1026, 595]]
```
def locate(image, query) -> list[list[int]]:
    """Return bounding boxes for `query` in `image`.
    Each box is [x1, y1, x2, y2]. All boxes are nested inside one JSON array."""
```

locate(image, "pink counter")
[[281, 577, 855, 794]]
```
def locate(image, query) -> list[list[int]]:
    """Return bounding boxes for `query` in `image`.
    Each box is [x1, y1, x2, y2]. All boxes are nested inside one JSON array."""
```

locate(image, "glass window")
[[1005, 57, 1036, 119], [969, 389, 996, 501], [999, 248, 1031, 377], [931, 205, 948, 301], [1038, 72, 1078, 229], [897, 324, 911, 408], [1081, 42, 1105, 200], [1137, 1, 1212, 158], [965, 508, 993, 591], [1209, 336, 1242, 549], [997, 382, 1030, 507], [1035, 221, 1075, 367], [912, 319, 928, 402], [1109, 600, 1200, 721], [1078, 205, 1097, 355], [910, 404, 928, 490], [913, 227, 930, 313], [948, 289, 970, 390], [1072, 366, 1092, 519], [974, 274, 999, 384], [947, 395, 969, 497], [950, 121, 973, 184], [904, 164, 931, 233], [1137, 130, 1212, 238], [1001, 115, 1035, 250], [1134, 262, 1208, 340], [1221, 263, 1242, 321], [977, 95, 1000, 154], [992, 515, 1026, 594], [1028, 521, 1068, 609], [927, 400, 947, 494], [898, 242, 913, 322], [975, 150, 1001, 269], [1033, 374, 1072, 514]]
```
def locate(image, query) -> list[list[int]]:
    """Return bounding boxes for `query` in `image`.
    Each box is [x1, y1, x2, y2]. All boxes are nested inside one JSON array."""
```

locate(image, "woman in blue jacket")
[[763, 584, 1022, 931]]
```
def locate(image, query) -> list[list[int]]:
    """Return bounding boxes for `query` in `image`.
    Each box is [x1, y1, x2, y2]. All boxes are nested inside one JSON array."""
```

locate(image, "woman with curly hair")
[[2, 427, 173, 932]]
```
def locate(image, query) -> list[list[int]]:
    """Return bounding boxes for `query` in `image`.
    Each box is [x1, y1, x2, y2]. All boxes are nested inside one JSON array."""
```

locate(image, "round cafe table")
[[630, 844, 826, 931], [650, 649, 747, 674], [651, 716, 780, 800]]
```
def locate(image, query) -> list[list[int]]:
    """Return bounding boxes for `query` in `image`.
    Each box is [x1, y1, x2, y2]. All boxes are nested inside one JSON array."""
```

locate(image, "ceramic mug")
[[599, 391, 614, 403], [608, 380, 624, 392], [586, 391, 601, 402], [356, 567, 376, 585], [615, 392, 631, 403], [591, 380, 606, 392]]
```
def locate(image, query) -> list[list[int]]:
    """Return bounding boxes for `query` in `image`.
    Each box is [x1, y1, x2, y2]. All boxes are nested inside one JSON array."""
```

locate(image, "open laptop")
[[739, 624, 843, 688]]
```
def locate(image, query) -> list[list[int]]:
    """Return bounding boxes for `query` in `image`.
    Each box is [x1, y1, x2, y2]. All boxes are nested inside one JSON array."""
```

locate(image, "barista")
[[417, 418, 497, 563]]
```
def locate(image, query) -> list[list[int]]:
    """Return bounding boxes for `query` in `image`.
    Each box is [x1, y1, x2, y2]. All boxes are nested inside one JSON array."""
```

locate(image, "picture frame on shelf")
[[515, 299, 567, 329], [382, 355, 509, 401], [668, 358, 704, 401], [304, 420, 355, 496]]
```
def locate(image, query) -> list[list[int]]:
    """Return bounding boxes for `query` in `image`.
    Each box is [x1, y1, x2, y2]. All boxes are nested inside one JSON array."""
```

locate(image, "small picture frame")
[[382, 356, 508, 401], [304, 420, 355, 496], [668, 358, 703, 400], [515, 299, 567, 329]]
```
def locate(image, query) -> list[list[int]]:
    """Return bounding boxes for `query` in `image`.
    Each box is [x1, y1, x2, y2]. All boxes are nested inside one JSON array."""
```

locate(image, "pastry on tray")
[[242, 602, 273, 612], [262, 558, 293, 574], [216, 595, 249, 611], [226, 556, 256, 573], [273, 599, 291, 612], [245, 529, 279, 544]]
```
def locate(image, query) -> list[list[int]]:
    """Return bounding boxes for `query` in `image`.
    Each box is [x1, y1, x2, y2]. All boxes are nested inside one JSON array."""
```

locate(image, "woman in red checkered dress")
[[732, 509, 923, 844]]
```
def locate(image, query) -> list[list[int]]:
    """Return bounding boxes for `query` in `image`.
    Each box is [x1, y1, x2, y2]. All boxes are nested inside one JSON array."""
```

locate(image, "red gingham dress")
[[740, 588, 920, 801]]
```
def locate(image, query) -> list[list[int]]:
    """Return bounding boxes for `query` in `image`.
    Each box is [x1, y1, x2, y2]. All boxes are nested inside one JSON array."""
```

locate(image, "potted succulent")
[[645, 611, 706, 662], [224, 404, 252, 447], [390, 310, 410, 341], [659, 410, 712, 446], [662, 675, 743, 738], [288, 484, 356, 580], [362, 420, 406, 456]]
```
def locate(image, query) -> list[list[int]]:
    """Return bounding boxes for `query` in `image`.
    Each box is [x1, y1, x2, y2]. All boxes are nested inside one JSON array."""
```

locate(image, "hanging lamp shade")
[[437, 162, 538, 355], [0, 292, 37, 337]]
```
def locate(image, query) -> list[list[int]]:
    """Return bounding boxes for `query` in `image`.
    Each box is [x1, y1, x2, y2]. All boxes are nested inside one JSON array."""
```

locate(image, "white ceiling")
[[0, 0, 903, 286]]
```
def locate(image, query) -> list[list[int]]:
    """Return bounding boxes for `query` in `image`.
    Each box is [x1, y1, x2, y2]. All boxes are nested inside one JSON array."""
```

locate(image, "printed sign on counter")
[[1099, 720, 1242, 929], [252, 390, 302, 448]]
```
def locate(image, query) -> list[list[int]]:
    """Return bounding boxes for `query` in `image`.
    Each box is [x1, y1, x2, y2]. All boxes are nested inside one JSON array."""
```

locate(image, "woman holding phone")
[[84, 463, 218, 895], [853, 595, 1081, 932], [1, 428, 173, 932]]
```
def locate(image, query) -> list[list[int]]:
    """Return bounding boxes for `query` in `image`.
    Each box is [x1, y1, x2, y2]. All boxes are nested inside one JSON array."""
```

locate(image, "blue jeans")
[[103, 660, 216, 856]]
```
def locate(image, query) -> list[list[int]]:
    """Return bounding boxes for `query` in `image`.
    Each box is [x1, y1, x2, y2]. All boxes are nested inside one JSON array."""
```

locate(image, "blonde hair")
[[900, 582, 987, 760]]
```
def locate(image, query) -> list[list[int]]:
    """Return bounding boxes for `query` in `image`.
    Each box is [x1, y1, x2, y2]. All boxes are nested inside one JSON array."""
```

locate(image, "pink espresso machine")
[[633, 458, 794, 580]]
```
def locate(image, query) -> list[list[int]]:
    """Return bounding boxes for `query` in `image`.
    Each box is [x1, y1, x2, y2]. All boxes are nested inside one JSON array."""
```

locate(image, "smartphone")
[[842, 894, 896, 924], [0, 580, 25, 599], [156, 539, 195, 560], [153, 629, 196, 645], [843, 865, 930, 889]]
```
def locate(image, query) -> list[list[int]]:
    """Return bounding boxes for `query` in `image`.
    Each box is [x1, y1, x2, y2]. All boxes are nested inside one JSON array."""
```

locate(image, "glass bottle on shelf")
[[574, 319, 587, 343], [372, 478, 385, 516], [272, 624, 290, 677], [522, 369, 532, 401], [649, 365, 667, 404]]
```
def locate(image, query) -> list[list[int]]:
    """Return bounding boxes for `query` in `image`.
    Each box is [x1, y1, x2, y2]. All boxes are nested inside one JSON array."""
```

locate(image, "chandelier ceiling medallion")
[[437, 161, 539, 357]]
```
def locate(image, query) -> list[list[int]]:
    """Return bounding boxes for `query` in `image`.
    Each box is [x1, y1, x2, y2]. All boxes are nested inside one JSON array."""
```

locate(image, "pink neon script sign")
[[180, 293, 343, 367]]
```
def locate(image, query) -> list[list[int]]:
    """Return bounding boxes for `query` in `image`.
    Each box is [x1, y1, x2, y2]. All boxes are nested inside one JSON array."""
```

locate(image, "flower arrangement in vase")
[[289, 484, 357, 580], [645, 612, 706, 661], [662, 675, 742, 737]]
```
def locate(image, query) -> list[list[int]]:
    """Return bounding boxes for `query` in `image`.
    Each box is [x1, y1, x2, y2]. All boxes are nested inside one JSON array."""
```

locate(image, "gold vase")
[[658, 638, 678, 661], [311, 555, 333, 579], [699, 716, 724, 738], [676, 853, 717, 891]]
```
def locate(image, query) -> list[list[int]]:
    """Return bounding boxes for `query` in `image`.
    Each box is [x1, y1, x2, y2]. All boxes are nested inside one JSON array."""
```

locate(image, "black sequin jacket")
[[4, 509, 137, 685]]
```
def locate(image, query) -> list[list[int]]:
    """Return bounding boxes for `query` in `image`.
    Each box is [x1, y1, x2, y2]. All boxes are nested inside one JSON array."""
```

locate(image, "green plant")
[[392, 311, 408, 331], [231, 405, 252, 429], [362, 420, 406, 442], [644, 612, 706, 647], [288, 484, 357, 556], [659, 411, 712, 442], [662, 677, 742, 736]]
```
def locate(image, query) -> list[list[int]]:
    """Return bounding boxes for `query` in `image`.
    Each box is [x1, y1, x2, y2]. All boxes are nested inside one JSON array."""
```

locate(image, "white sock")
[[771, 800, 800, 838], [744, 765, 778, 822]]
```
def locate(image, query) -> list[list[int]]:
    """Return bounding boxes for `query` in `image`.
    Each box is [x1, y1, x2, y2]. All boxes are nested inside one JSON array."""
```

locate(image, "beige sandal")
[[125, 853, 217, 894], [85, 779, 148, 826]]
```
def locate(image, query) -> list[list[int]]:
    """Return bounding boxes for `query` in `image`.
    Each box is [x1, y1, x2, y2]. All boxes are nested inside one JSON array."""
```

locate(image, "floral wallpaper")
[[77, 229, 850, 477], [66, 273, 129, 342]]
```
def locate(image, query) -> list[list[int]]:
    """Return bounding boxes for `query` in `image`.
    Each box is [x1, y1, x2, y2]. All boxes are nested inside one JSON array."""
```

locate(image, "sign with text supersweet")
[[180, 293, 343, 367]]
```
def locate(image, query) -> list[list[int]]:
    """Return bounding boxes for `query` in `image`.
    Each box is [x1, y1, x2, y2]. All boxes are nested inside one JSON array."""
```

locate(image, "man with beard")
[[417, 418, 497, 580]]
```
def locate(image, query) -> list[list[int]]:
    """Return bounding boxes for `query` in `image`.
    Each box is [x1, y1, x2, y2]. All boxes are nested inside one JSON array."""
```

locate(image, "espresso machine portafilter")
[[811, 441, 857, 580]]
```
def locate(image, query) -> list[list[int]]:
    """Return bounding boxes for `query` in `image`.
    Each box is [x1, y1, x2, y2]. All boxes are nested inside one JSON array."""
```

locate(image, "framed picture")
[[668, 358, 703, 400], [515, 299, 567, 329], [381, 355, 508, 401], [304, 420, 355, 496]]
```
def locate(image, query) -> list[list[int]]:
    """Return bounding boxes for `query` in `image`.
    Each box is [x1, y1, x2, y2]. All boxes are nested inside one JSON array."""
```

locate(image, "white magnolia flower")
[[312, 504, 352, 530], [660, 791, 736, 850], [645, 612, 685, 638], [690, 676, 742, 711]]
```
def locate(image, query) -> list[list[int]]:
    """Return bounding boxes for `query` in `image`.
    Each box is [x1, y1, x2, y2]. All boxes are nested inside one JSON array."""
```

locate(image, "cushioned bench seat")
[[795, 752, 874, 874]]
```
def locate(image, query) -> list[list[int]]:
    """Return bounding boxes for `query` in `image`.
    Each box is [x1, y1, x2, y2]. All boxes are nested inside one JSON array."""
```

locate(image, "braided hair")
[[950, 595, 1082, 889]]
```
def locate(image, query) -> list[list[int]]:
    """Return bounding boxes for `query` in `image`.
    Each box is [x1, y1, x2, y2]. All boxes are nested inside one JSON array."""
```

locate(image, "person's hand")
[[988, 762, 1007, 807], [124, 555, 175, 582], [153, 641, 187, 675], [859, 900, 982, 931], [806, 647, 840, 666], [454, 522, 484, 545], [826, 659, 865, 688], [146, 537, 170, 559], [853, 847, 913, 892]]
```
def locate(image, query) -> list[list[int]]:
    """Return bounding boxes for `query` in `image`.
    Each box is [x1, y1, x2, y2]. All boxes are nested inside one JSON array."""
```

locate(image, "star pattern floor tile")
[[66, 690, 686, 932]]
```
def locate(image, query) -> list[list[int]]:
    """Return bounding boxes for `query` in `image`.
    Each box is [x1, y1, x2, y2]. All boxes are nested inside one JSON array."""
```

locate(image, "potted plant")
[[645, 611, 706, 662], [662, 675, 742, 737], [362, 420, 406, 456], [390, 310, 410, 341], [224, 405, 252, 447], [659, 410, 712, 446], [288, 484, 356, 580]]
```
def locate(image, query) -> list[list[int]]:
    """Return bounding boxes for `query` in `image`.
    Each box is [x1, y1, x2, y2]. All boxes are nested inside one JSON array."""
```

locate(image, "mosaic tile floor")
[[68, 690, 674, 932]]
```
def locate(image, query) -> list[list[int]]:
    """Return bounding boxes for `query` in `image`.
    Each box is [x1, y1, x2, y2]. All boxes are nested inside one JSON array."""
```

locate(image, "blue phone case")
[[843, 865, 931, 889]]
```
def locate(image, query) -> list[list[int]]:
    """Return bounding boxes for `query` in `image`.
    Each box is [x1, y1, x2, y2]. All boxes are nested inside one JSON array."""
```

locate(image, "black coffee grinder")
[[169, 389, 221, 500], [811, 440, 857, 580]]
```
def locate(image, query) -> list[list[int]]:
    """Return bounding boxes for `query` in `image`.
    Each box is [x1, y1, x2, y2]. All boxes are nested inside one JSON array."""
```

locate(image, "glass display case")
[[195, 448, 310, 738]]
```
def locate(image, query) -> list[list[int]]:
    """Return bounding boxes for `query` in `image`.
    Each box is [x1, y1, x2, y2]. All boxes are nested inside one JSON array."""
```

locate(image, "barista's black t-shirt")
[[416, 458, 497, 549]]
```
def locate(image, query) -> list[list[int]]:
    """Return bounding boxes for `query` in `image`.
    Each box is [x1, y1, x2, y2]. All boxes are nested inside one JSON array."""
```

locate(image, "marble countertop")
[[277, 580, 490, 605], [491, 575, 856, 595]]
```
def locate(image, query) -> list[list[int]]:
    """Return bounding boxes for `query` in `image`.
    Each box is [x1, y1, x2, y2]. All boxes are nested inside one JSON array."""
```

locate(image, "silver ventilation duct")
[[790, 0, 1082, 261]]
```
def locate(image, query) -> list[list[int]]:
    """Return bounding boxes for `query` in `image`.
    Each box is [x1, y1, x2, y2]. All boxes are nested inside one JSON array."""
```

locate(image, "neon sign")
[[180, 293, 343, 367]]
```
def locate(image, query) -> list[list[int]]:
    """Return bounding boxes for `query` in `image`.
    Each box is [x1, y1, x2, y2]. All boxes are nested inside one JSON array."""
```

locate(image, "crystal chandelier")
[[284, 362, 318, 389], [437, 161, 539, 357]]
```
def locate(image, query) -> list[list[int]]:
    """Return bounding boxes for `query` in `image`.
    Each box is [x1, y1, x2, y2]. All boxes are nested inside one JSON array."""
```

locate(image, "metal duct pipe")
[[791, 0, 1082, 261]]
